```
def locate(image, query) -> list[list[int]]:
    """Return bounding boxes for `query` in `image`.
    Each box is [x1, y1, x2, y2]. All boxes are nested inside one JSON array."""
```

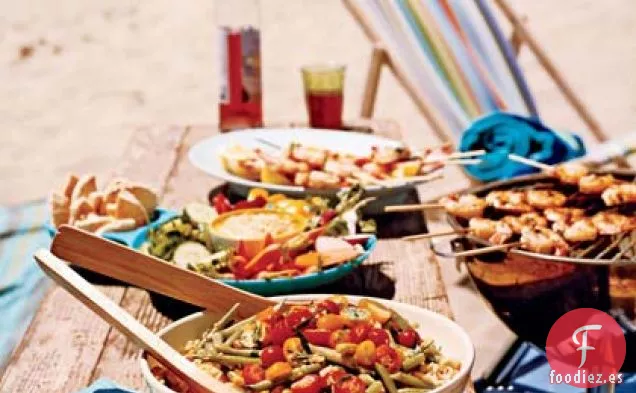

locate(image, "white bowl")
[[140, 295, 475, 393]]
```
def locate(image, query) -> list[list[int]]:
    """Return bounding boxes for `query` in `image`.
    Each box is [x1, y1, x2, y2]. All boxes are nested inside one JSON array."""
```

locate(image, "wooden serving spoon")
[[50, 225, 275, 316], [33, 249, 239, 393]]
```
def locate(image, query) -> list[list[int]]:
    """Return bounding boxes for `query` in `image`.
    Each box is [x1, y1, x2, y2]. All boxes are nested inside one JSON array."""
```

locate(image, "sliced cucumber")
[[172, 241, 213, 269], [183, 202, 218, 225]]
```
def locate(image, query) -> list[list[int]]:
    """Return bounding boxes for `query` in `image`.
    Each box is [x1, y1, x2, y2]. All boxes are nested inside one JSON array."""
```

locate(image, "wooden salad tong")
[[49, 225, 276, 316], [34, 249, 239, 393]]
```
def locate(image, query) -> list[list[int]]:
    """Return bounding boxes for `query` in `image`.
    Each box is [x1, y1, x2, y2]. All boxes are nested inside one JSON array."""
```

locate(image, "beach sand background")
[[1, 0, 634, 378]]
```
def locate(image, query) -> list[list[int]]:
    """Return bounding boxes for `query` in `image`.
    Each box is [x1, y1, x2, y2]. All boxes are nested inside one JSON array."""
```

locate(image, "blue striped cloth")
[[0, 199, 51, 369]]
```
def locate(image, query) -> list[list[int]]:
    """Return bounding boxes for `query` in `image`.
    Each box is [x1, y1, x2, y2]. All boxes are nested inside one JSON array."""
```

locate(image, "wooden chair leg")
[[361, 45, 387, 119], [509, 15, 527, 57], [494, 0, 609, 143]]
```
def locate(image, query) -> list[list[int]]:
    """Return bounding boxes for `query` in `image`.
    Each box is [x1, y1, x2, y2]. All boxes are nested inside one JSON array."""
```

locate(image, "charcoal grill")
[[433, 170, 636, 348]]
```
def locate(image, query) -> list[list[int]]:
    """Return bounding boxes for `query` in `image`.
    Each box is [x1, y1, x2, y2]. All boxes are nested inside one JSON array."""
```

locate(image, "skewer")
[[376, 172, 444, 188], [448, 149, 486, 159], [402, 229, 465, 241], [612, 233, 636, 261], [453, 242, 520, 258], [507, 154, 554, 172], [385, 203, 443, 213], [439, 158, 482, 166]]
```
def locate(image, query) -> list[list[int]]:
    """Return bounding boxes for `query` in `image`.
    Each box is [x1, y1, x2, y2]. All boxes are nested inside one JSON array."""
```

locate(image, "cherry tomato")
[[396, 328, 420, 348], [261, 345, 285, 367], [286, 307, 313, 328], [367, 328, 390, 347], [212, 194, 232, 213], [234, 196, 267, 210], [302, 328, 332, 347], [316, 299, 341, 314], [319, 209, 338, 226], [291, 374, 325, 393], [248, 188, 269, 201], [334, 375, 367, 393], [350, 323, 371, 344], [271, 386, 285, 393], [320, 366, 348, 386], [265, 319, 294, 346], [375, 345, 402, 373], [316, 314, 348, 331], [353, 340, 376, 367], [329, 330, 352, 348], [242, 364, 265, 385]]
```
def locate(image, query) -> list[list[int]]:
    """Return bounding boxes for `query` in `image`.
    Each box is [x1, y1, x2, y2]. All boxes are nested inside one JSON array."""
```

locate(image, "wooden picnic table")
[[0, 122, 471, 392]]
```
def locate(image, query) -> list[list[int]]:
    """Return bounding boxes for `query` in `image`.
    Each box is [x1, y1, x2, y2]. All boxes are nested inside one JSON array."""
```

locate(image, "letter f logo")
[[572, 324, 602, 368]]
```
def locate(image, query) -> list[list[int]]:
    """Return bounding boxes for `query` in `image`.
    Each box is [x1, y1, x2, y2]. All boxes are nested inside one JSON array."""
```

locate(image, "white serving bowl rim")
[[140, 294, 475, 393]]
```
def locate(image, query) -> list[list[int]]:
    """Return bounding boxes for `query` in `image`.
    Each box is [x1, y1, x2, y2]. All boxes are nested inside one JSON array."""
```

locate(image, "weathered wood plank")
[[90, 288, 171, 389], [0, 126, 186, 393], [1, 123, 463, 393]]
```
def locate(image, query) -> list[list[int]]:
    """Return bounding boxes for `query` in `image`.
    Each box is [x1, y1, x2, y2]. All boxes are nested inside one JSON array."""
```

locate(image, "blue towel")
[[75, 378, 137, 393], [459, 112, 586, 182], [0, 199, 51, 368]]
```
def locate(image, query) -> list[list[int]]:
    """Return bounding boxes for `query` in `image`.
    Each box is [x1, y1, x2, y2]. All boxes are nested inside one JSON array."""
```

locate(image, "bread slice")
[[73, 213, 113, 232], [114, 190, 148, 225], [69, 196, 94, 223], [95, 218, 136, 234], [62, 174, 79, 198], [124, 184, 158, 215], [50, 192, 70, 227], [71, 175, 97, 202]]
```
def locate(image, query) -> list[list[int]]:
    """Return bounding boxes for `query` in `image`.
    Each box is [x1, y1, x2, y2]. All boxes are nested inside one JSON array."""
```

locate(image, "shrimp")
[[485, 191, 534, 214], [601, 183, 636, 206], [563, 219, 598, 242], [579, 174, 618, 194], [306, 170, 341, 189], [591, 212, 636, 235], [371, 146, 412, 165], [502, 213, 548, 234], [553, 163, 589, 185], [544, 207, 586, 223], [468, 218, 496, 240], [440, 194, 487, 219], [520, 227, 570, 256], [468, 218, 513, 245], [287, 143, 327, 168], [526, 190, 567, 209]]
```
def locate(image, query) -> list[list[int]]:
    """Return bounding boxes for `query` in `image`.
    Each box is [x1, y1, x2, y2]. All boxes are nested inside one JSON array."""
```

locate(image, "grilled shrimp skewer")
[[439, 194, 487, 219], [602, 183, 636, 206], [520, 227, 570, 256], [508, 154, 590, 185]]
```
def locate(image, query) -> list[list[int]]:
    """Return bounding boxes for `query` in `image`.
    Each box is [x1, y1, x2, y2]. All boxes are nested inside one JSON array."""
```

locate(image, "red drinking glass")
[[301, 65, 345, 129]]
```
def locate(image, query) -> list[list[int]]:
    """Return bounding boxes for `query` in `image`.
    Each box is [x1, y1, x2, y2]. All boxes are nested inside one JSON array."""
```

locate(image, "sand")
[[1, 0, 634, 378]]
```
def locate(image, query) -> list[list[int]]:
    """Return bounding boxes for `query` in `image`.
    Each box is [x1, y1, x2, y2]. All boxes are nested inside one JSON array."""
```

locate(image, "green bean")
[[375, 364, 398, 393], [397, 389, 431, 393], [335, 343, 358, 355], [212, 303, 240, 333], [308, 344, 346, 366], [247, 380, 274, 391], [215, 344, 261, 357], [390, 373, 436, 389], [402, 354, 426, 371], [358, 374, 377, 385], [366, 381, 384, 393], [220, 315, 256, 337], [224, 329, 241, 345], [196, 353, 260, 366], [290, 364, 323, 381]]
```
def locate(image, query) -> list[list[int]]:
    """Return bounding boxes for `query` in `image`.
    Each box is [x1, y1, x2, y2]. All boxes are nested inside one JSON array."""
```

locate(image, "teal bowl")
[[44, 208, 179, 244], [127, 222, 377, 296], [47, 207, 376, 295]]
